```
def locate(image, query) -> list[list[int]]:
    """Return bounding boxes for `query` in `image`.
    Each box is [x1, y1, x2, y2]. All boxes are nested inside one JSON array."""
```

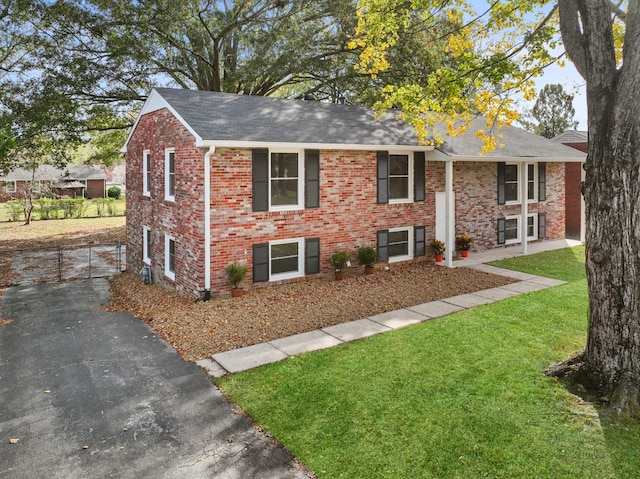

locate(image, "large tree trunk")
[[558, 0, 640, 415]]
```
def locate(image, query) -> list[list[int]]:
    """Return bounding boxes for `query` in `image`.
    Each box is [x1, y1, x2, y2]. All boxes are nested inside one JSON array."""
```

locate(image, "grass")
[[217, 246, 640, 478], [0, 215, 126, 252]]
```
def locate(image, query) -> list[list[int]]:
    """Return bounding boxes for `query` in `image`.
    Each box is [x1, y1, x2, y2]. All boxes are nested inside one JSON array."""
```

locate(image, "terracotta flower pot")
[[461, 250, 469, 258], [335, 272, 345, 281], [231, 288, 244, 297], [364, 266, 375, 275], [435, 254, 443, 262]]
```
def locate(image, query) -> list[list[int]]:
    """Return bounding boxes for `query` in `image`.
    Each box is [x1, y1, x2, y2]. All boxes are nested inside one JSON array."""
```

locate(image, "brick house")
[[0, 164, 107, 202], [123, 88, 585, 299], [552, 130, 588, 239]]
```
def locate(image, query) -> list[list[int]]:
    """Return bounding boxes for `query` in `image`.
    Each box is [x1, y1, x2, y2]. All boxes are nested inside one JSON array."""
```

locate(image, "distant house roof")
[[0, 165, 107, 182], [124, 87, 586, 161], [552, 130, 588, 144]]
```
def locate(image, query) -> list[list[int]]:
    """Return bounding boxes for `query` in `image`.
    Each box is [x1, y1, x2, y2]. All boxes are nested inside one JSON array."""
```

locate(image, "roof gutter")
[[196, 139, 435, 152], [204, 145, 215, 295]]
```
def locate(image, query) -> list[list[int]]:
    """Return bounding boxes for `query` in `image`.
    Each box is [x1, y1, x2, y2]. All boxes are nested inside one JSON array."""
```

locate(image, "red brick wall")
[[126, 109, 206, 297], [126, 108, 567, 298], [86, 180, 106, 198], [562, 142, 586, 237], [447, 161, 566, 250]]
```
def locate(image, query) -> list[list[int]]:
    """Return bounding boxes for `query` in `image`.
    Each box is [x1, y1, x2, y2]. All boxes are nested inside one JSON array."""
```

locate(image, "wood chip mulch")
[[107, 261, 517, 362]]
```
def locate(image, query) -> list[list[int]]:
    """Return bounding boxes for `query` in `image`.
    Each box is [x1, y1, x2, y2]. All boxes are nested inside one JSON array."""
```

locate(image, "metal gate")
[[1, 243, 126, 286]]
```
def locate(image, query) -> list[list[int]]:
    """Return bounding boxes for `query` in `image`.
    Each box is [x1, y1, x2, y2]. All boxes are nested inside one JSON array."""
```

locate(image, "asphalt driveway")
[[0, 279, 311, 479]]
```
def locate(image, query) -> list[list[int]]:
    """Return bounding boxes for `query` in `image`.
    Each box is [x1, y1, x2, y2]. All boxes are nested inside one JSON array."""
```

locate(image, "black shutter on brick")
[[252, 243, 269, 282], [305, 237, 320, 275], [252, 149, 269, 212], [497, 162, 506, 205], [414, 226, 425, 257], [305, 150, 320, 208], [538, 213, 547, 239], [538, 163, 546, 202], [377, 151, 389, 204], [414, 152, 425, 202], [497, 218, 506, 245], [377, 229, 389, 262]]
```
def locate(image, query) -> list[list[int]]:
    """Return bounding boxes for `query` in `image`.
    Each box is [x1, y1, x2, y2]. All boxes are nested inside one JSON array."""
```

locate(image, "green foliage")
[[35, 198, 61, 220], [6, 201, 22, 222], [431, 239, 445, 255], [455, 234, 472, 251], [356, 246, 379, 267], [329, 250, 351, 271], [531, 84, 578, 138], [226, 262, 248, 289], [107, 186, 122, 199], [94, 197, 117, 217]]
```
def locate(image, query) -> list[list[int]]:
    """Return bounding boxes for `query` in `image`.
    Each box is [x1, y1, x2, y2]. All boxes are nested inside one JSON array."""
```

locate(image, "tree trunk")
[[558, 0, 640, 415]]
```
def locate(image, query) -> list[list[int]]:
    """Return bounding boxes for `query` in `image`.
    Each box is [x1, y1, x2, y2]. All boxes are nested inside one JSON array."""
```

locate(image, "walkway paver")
[[203, 239, 580, 377]]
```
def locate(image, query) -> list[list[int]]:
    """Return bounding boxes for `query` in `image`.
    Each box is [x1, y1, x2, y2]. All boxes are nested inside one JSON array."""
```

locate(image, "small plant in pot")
[[357, 246, 379, 274], [330, 250, 351, 280], [226, 262, 248, 297], [455, 234, 472, 258], [431, 239, 446, 262]]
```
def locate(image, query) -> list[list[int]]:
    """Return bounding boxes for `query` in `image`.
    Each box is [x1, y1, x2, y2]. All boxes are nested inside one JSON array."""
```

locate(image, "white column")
[[580, 161, 586, 243], [445, 160, 455, 267], [520, 161, 529, 254], [204, 146, 215, 293]]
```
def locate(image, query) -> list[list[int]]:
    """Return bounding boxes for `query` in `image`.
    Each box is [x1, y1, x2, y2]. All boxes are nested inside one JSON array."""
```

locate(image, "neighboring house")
[[0, 164, 107, 201], [552, 130, 588, 239], [123, 88, 586, 299]]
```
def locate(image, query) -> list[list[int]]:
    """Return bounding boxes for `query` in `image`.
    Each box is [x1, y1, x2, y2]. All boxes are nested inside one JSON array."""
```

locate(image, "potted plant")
[[226, 262, 248, 297], [431, 239, 445, 262], [329, 250, 351, 280], [357, 246, 379, 274], [455, 234, 472, 258]]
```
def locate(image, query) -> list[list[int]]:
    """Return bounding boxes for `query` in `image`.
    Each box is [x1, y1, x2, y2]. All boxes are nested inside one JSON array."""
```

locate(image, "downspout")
[[204, 146, 215, 297]]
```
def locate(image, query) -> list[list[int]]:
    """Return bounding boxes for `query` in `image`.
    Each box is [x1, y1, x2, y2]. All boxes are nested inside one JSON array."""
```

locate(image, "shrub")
[[226, 262, 248, 289], [357, 246, 379, 268], [330, 250, 351, 271], [107, 186, 121, 199]]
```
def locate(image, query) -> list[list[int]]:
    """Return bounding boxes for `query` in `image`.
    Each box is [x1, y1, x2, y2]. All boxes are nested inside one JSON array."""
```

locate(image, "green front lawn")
[[217, 246, 640, 478]]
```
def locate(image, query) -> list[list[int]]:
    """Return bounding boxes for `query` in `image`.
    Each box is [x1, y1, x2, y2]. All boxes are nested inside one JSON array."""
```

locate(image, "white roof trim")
[[431, 151, 585, 162], [197, 139, 434, 152], [121, 89, 204, 153]]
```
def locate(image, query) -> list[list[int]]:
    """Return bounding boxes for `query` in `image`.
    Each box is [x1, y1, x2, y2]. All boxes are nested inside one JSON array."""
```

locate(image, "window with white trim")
[[3, 181, 16, 193], [143, 226, 151, 265], [143, 149, 151, 196], [504, 163, 538, 204], [389, 153, 413, 203], [164, 234, 175, 280], [504, 214, 538, 245], [165, 148, 175, 201], [270, 150, 303, 210], [388, 226, 414, 262], [269, 238, 304, 280]]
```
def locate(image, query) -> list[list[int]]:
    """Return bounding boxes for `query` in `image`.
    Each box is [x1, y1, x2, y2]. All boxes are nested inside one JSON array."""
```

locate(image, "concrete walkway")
[[198, 239, 582, 378]]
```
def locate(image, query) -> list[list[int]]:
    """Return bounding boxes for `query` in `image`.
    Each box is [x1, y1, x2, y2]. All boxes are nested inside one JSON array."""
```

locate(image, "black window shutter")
[[414, 152, 425, 202], [538, 163, 546, 202], [252, 243, 269, 282], [377, 151, 389, 204], [305, 237, 320, 275], [538, 213, 547, 239], [497, 218, 506, 244], [414, 226, 425, 257], [497, 162, 506, 205], [305, 150, 320, 208], [377, 229, 389, 262], [252, 149, 269, 212]]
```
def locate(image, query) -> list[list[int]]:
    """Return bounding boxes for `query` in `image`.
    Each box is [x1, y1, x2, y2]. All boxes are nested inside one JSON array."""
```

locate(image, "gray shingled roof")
[[145, 88, 585, 160], [433, 117, 586, 159], [1, 165, 106, 181], [154, 87, 421, 147], [552, 130, 588, 143]]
